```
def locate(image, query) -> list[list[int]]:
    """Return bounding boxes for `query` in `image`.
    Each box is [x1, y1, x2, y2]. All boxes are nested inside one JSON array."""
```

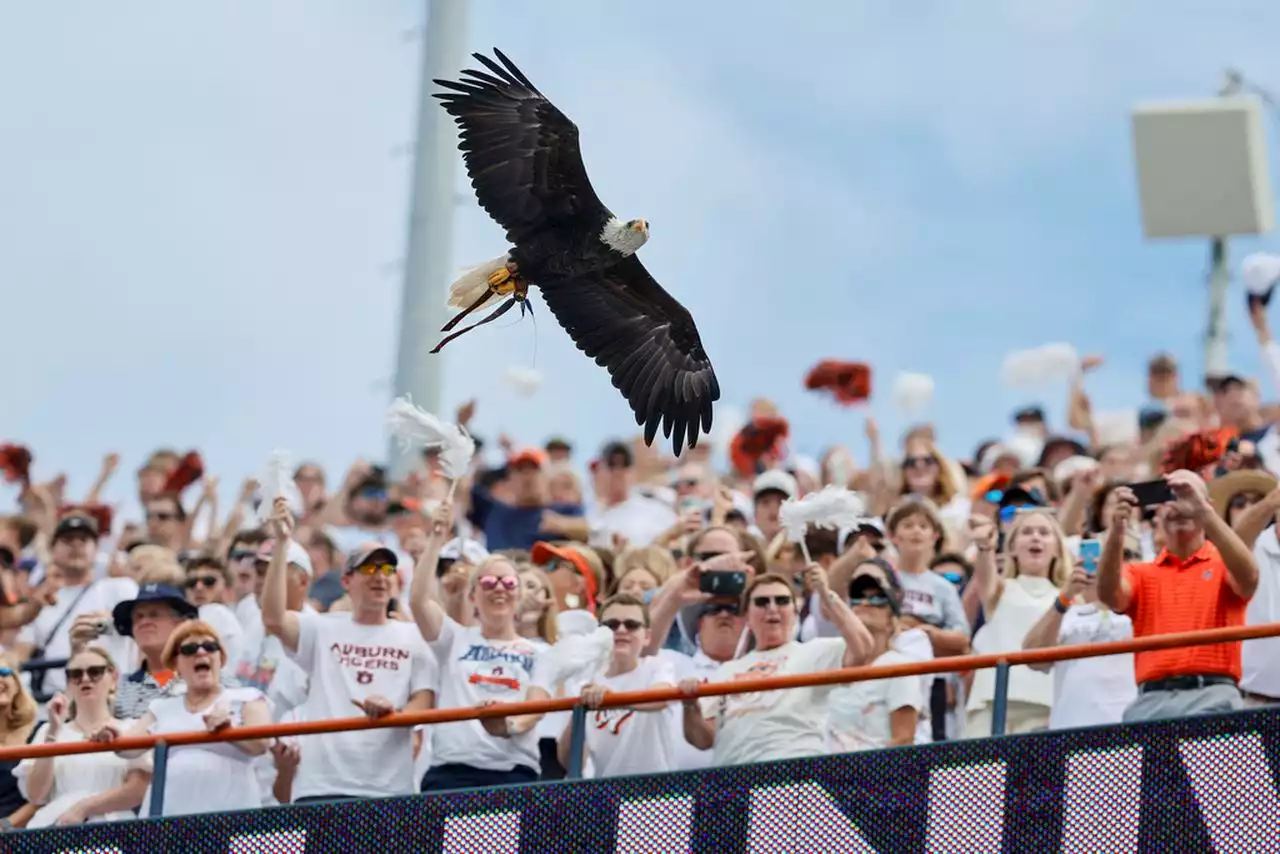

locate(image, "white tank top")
[[968, 575, 1059, 710]]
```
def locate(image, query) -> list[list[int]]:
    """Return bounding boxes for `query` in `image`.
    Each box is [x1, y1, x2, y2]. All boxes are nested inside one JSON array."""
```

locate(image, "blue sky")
[[4, 1, 1280, 513]]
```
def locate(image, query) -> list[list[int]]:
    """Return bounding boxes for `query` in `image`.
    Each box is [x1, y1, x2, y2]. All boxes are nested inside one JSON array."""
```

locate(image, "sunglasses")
[[939, 570, 965, 587], [478, 575, 519, 592], [66, 665, 108, 682], [349, 562, 396, 577], [184, 574, 221, 589], [601, 618, 645, 632], [849, 595, 892, 608], [692, 550, 727, 563], [702, 602, 740, 617], [229, 549, 257, 563], [178, 641, 221, 657], [357, 489, 389, 502], [0, 667, 13, 678], [147, 512, 178, 523], [750, 595, 793, 609], [903, 455, 937, 469]]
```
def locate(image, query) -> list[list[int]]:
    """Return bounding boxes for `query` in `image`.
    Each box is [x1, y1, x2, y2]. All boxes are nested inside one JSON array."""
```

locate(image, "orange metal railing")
[[0, 620, 1276, 763]]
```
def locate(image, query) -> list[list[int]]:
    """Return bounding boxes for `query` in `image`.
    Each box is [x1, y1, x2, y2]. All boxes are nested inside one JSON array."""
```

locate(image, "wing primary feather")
[[492, 47, 541, 92], [472, 52, 523, 88]]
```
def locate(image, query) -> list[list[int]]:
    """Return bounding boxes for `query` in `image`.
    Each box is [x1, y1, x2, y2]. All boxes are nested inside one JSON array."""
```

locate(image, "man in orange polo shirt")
[[1097, 469, 1258, 722]]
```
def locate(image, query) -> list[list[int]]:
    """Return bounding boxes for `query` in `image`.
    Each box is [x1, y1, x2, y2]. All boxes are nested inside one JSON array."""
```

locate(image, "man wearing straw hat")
[[1214, 468, 1280, 707]]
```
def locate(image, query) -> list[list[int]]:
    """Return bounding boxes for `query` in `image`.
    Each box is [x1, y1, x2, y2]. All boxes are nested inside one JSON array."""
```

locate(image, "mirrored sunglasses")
[[350, 562, 396, 577], [478, 575, 518, 591], [849, 595, 892, 608]]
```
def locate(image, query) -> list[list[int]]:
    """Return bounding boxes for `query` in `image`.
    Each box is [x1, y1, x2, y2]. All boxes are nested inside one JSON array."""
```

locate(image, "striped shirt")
[[114, 665, 242, 720]]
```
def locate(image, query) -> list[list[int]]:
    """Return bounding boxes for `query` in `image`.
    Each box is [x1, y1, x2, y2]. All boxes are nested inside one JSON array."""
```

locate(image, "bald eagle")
[[430, 48, 720, 455]]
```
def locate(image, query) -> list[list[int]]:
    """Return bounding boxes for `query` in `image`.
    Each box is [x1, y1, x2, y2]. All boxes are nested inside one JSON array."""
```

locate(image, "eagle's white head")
[[601, 217, 649, 256]]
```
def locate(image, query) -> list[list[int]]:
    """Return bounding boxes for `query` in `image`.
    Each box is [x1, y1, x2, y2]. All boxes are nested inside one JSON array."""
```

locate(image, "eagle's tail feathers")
[[447, 253, 510, 311]]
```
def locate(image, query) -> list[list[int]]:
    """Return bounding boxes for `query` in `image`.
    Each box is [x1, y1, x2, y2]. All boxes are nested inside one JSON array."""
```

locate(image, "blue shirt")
[[469, 485, 583, 551]]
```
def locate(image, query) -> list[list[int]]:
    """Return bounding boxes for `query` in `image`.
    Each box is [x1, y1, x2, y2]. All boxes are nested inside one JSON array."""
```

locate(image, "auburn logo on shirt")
[[593, 708, 635, 735], [469, 664, 522, 692]]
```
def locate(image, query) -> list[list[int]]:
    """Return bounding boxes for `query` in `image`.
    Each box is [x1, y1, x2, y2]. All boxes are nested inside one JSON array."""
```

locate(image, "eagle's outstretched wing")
[[434, 49, 610, 244], [537, 256, 719, 455]]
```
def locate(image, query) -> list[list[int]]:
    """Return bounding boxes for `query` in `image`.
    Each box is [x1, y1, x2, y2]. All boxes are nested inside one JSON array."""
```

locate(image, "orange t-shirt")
[[1122, 541, 1249, 684]]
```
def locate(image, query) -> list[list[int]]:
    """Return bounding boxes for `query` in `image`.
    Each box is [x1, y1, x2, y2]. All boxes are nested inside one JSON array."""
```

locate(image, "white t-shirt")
[[588, 490, 677, 547], [584, 657, 677, 779], [700, 638, 846, 768], [288, 612, 437, 799], [1243, 528, 1280, 698], [233, 604, 316, 708], [657, 648, 723, 771], [18, 578, 139, 694], [1051, 604, 1136, 730], [427, 619, 548, 773], [826, 649, 923, 753]]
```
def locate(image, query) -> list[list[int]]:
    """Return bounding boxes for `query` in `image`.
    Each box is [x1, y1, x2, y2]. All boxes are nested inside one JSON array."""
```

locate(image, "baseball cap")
[[1012, 405, 1046, 424], [439, 538, 489, 565], [53, 514, 99, 542], [752, 469, 798, 500], [544, 437, 573, 453], [255, 540, 315, 577], [112, 583, 199, 637], [848, 568, 903, 617], [346, 543, 398, 574], [508, 447, 548, 469]]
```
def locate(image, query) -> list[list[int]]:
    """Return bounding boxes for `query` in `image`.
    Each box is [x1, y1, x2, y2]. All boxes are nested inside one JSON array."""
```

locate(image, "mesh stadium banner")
[[8, 707, 1278, 853]]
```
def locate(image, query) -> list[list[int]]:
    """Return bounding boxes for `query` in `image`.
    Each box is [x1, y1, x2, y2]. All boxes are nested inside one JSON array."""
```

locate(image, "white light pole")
[[387, 0, 468, 477]]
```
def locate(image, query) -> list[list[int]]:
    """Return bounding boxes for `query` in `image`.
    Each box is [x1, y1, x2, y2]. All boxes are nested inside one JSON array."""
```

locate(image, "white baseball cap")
[[753, 469, 798, 500]]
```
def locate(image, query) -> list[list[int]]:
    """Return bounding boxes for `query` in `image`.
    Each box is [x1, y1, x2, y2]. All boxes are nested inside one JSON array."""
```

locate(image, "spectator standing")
[[93, 622, 270, 817], [470, 448, 586, 551], [1097, 470, 1257, 722], [555, 594, 676, 778], [260, 499, 436, 802], [181, 556, 244, 666], [16, 648, 149, 827], [15, 514, 138, 698], [965, 510, 1069, 736], [1022, 560, 1137, 729], [314, 464, 402, 557], [1225, 472, 1280, 706], [826, 563, 922, 752], [232, 539, 314, 715], [0, 654, 38, 830], [410, 502, 550, 792], [679, 569, 873, 768], [226, 530, 268, 628], [587, 441, 678, 548], [885, 500, 971, 657]]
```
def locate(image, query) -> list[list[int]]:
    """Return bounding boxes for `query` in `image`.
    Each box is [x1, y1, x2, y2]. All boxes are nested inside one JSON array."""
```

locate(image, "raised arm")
[[806, 564, 874, 666], [1058, 468, 1098, 538], [1233, 486, 1280, 550], [409, 500, 454, 643], [967, 515, 1003, 616], [260, 498, 301, 653], [82, 453, 120, 506], [1096, 487, 1137, 613]]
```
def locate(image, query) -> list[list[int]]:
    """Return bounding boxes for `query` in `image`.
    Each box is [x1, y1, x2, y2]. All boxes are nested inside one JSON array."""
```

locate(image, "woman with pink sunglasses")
[[410, 500, 550, 792]]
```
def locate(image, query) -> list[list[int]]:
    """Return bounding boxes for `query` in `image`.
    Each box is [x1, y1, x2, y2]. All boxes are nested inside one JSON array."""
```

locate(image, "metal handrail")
[[3, 621, 1276, 818]]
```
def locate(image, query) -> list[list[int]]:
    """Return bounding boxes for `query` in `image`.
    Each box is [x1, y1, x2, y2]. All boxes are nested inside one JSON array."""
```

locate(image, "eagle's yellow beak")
[[631, 219, 649, 234]]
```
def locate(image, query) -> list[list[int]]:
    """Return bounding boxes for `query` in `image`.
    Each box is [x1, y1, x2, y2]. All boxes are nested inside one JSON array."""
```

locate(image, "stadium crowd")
[[3, 300, 1280, 826]]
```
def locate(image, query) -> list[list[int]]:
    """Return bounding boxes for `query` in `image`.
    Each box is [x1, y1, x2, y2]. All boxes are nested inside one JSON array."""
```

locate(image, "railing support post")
[[148, 740, 169, 818], [565, 704, 587, 779], [990, 661, 1010, 736]]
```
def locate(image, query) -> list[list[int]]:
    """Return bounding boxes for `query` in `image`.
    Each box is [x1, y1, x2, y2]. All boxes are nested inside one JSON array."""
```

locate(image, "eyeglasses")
[[349, 562, 396, 577], [903, 456, 937, 469], [601, 618, 645, 632], [702, 602, 740, 617], [478, 575, 518, 592], [184, 575, 221, 589], [178, 641, 221, 657], [750, 595, 793, 609], [849, 595, 892, 608], [66, 665, 108, 682], [147, 512, 178, 523]]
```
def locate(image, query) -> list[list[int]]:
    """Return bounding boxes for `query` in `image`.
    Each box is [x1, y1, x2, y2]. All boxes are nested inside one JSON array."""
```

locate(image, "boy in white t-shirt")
[[259, 499, 436, 802], [555, 594, 677, 778]]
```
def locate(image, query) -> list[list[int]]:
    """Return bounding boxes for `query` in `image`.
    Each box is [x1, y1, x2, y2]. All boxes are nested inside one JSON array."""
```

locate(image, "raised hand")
[[268, 497, 293, 542]]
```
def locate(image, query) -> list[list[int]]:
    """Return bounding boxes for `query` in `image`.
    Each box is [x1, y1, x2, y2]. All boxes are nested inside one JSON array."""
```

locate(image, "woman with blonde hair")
[[90, 621, 271, 816], [611, 546, 676, 599], [965, 509, 1071, 736], [516, 565, 558, 644], [898, 439, 970, 529], [411, 502, 549, 791], [0, 654, 38, 830], [17, 647, 150, 827]]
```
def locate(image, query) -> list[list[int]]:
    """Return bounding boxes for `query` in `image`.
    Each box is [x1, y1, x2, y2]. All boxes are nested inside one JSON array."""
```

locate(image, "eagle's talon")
[[487, 267, 512, 289]]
